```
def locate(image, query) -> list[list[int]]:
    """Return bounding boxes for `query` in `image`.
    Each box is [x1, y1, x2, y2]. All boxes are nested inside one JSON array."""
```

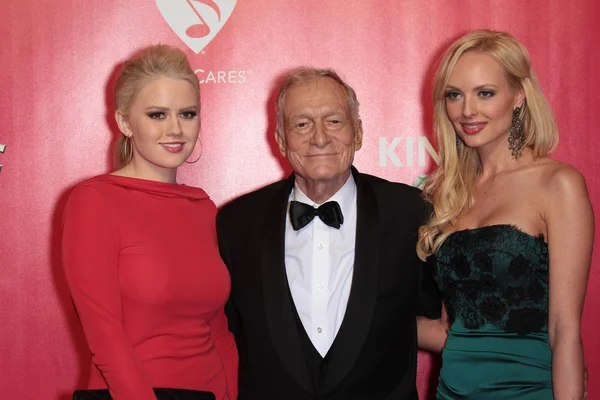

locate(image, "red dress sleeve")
[[62, 185, 157, 400], [210, 305, 238, 399]]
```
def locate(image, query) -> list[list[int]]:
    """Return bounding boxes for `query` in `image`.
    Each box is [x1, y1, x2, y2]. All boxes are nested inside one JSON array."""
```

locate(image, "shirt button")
[[317, 284, 324, 290], [317, 243, 323, 249], [317, 327, 323, 333]]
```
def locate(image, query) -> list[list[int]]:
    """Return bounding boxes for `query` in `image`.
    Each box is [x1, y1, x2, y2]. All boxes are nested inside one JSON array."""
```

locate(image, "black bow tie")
[[289, 200, 344, 231]]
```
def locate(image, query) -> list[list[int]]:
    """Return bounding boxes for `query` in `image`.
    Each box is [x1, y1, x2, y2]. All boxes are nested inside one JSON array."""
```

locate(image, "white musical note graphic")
[[156, 0, 237, 54]]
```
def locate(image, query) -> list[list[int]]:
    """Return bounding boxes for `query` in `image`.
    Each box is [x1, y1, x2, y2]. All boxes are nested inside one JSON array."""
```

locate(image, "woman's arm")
[[416, 243, 447, 353], [62, 185, 156, 400], [210, 311, 239, 399], [545, 166, 594, 400], [215, 208, 239, 399], [417, 305, 449, 353]]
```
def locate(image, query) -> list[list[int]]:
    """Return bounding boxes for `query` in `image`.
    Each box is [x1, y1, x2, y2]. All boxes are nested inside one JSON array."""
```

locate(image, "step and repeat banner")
[[1, 0, 599, 398]]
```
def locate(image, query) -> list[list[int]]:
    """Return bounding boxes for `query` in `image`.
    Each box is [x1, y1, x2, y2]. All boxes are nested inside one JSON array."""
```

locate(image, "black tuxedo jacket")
[[216, 168, 441, 400]]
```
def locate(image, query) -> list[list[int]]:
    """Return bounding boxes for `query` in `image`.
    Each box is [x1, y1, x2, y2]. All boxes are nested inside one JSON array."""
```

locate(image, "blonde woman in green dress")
[[417, 30, 593, 399]]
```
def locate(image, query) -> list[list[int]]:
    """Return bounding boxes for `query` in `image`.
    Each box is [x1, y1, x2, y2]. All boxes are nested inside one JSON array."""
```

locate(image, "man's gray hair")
[[275, 67, 360, 138]]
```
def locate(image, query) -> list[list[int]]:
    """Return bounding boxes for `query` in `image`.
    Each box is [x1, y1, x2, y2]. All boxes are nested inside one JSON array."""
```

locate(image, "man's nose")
[[310, 121, 331, 147]]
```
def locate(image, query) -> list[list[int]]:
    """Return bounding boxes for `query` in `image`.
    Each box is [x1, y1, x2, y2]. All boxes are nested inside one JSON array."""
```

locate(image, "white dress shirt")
[[285, 175, 357, 357]]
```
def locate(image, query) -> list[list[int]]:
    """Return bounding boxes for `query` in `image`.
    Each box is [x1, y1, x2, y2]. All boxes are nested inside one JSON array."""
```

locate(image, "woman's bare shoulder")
[[524, 157, 586, 189]]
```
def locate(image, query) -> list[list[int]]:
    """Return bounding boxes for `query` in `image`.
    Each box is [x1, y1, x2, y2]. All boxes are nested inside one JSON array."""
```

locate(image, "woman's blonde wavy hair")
[[416, 29, 559, 261], [113, 44, 199, 168]]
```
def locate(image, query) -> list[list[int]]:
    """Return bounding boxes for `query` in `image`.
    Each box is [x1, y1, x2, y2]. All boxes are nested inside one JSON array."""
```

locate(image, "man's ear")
[[275, 128, 287, 157], [115, 110, 131, 137], [354, 119, 363, 151]]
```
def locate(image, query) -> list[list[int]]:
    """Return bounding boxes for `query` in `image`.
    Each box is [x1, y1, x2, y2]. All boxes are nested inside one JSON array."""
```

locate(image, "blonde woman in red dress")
[[62, 45, 237, 400]]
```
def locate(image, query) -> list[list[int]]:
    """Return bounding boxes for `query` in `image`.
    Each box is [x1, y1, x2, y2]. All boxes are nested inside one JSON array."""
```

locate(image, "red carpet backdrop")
[[1, 1, 599, 398]]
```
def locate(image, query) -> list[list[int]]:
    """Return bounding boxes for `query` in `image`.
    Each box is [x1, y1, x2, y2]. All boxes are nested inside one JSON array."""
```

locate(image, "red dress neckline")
[[89, 174, 210, 201]]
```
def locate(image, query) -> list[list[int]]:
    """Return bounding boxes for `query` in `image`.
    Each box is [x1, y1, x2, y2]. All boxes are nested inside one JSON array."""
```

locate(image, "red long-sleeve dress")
[[62, 174, 238, 400]]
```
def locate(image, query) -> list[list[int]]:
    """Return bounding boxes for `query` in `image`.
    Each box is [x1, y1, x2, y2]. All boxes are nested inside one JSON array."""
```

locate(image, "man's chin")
[[297, 166, 351, 182]]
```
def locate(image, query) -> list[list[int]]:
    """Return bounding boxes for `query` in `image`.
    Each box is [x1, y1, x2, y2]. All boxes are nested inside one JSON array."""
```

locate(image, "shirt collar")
[[291, 174, 357, 222]]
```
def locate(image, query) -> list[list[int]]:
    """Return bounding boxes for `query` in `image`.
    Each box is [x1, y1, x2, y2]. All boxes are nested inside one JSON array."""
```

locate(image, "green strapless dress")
[[433, 224, 553, 399]]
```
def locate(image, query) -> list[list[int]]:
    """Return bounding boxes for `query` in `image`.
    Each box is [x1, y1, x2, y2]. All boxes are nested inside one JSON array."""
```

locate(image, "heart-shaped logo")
[[156, 0, 237, 54]]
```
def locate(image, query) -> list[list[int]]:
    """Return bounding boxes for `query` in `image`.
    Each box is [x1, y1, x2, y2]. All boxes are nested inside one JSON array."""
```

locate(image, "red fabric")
[[62, 175, 238, 400]]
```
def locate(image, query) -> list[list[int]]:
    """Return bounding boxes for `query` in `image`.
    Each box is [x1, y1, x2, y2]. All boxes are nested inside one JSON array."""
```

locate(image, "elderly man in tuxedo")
[[217, 67, 441, 400]]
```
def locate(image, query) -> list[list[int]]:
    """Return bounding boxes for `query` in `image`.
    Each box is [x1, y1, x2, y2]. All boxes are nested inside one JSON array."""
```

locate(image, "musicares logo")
[[156, 0, 237, 54]]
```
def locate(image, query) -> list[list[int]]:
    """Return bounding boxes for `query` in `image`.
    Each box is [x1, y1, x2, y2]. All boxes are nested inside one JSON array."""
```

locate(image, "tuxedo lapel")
[[261, 176, 315, 395], [320, 168, 380, 394]]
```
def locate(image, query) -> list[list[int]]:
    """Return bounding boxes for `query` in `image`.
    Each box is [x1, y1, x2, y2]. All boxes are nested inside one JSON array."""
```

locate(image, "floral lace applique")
[[433, 224, 549, 335]]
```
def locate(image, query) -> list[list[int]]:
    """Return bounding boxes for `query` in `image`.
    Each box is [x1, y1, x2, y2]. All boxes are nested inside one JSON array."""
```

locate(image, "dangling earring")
[[508, 107, 525, 158], [455, 134, 461, 154], [185, 137, 202, 164]]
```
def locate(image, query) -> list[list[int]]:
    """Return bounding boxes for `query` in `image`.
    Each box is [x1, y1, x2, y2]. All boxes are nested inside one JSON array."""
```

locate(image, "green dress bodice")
[[433, 224, 552, 399]]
